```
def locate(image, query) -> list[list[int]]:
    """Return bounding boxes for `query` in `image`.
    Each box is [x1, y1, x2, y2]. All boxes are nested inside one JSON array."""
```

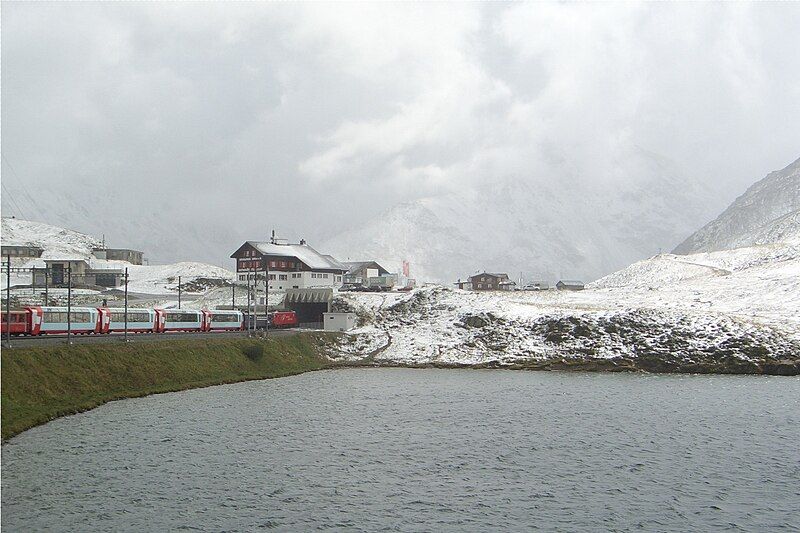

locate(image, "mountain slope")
[[1, 217, 101, 259], [674, 157, 800, 254], [324, 148, 712, 283]]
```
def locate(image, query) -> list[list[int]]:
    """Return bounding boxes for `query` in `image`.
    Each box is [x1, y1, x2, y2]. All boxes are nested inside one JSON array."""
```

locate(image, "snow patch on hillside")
[[126, 262, 235, 295], [1, 217, 101, 259], [329, 235, 800, 367], [674, 157, 800, 254], [1, 218, 235, 295]]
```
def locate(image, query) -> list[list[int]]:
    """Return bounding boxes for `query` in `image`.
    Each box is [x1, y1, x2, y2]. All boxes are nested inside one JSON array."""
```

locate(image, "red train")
[[0, 307, 297, 336]]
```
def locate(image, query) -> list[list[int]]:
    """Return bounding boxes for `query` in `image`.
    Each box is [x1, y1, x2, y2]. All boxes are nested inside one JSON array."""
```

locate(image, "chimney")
[[300, 238, 306, 245]]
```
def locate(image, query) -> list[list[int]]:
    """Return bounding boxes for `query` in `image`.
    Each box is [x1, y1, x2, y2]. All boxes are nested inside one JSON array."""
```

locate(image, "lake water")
[[3, 369, 799, 531]]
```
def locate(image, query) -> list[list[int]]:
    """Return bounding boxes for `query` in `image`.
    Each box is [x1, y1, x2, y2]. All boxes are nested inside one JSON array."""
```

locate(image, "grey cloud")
[[2, 2, 799, 266]]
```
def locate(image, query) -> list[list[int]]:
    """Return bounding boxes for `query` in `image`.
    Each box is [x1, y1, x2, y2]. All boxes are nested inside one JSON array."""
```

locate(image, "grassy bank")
[[2, 333, 337, 440]]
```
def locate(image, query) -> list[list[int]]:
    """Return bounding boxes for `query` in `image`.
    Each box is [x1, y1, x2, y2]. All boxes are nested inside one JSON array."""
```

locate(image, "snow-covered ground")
[[124, 262, 234, 295], [329, 241, 800, 371], [2, 218, 236, 296], [1, 217, 101, 259]]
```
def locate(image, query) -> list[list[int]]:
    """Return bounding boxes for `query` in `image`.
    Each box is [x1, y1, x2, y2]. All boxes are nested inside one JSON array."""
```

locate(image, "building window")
[[269, 274, 276, 280], [478, 283, 483, 288], [270, 261, 277, 268], [279, 274, 287, 281], [323, 273, 328, 279]]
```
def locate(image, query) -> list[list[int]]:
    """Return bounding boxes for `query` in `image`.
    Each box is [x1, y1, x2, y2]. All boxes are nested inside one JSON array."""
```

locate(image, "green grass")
[[1, 333, 335, 440]]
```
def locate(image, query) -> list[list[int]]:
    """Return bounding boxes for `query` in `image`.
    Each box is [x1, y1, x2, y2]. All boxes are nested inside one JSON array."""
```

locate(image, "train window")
[[70, 312, 91, 323], [43, 311, 66, 323], [114, 311, 150, 323], [166, 312, 199, 322], [211, 313, 239, 322]]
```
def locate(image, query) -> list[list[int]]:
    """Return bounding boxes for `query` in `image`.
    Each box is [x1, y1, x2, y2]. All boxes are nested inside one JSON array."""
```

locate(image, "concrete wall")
[[323, 312, 357, 332]]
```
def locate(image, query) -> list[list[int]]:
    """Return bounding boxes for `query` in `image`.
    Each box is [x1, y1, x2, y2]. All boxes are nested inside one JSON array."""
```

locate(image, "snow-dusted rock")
[[674, 157, 800, 254]]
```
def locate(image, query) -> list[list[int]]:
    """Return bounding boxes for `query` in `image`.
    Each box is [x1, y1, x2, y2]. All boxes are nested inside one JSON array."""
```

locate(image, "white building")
[[230, 240, 347, 293]]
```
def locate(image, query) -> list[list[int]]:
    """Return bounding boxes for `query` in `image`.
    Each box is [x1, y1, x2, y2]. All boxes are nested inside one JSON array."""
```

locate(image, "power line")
[[1, 180, 26, 219], [2, 154, 43, 219]]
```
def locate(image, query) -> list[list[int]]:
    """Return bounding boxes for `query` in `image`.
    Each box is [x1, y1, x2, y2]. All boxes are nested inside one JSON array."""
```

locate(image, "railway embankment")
[[2, 332, 340, 440]]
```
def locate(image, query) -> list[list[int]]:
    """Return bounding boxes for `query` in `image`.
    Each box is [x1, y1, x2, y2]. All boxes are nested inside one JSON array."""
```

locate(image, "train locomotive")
[[0, 306, 297, 336]]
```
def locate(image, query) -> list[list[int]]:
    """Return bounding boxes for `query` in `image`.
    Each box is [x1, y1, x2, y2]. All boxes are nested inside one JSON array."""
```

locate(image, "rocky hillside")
[[329, 287, 799, 375], [674, 157, 800, 254]]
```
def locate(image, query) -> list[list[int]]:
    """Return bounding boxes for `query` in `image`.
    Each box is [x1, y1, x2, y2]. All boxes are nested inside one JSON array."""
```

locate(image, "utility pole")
[[265, 259, 270, 338], [231, 282, 235, 310], [67, 264, 72, 345], [246, 270, 252, 337], [177, 275, 182, 309], [5, 255, 11, 348], [124, 267, 129, 342], [253, 267, 258, 334]]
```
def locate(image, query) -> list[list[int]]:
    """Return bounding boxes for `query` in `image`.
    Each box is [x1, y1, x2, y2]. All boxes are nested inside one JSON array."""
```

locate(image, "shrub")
[[242, 343, 264, 362]]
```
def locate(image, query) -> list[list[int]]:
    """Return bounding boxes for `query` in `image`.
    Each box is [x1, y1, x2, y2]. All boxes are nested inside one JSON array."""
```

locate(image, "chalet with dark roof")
[[468, 272, 516, 291], [556, 279, 585, 291], [230, 240, 347, 291]]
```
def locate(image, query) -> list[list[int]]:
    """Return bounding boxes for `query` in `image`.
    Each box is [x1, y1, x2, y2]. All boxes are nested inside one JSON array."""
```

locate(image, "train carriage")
[[33, 306, 100, 335], [270, 311, 298, 328], [1, 310, 30, 335], [102, 308, 158, 333], [161, 309, 203, 332], [203, 310, 244, 331]]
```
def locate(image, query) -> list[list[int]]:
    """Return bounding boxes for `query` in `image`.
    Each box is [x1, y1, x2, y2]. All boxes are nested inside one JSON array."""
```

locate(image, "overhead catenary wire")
[[2, 154, 49, 221], [1, 181, 26, 219]]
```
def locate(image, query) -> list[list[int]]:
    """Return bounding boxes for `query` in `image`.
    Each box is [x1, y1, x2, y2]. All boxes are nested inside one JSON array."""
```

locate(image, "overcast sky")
[[2, 2, 800, 256]]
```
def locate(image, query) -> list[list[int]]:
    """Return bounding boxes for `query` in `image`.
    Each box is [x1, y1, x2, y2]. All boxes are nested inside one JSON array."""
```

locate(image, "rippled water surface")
[[3, 369, 800, 531]]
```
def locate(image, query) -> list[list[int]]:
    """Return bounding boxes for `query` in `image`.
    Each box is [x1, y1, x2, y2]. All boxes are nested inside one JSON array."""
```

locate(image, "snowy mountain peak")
[[323, 149, 713, 283], [673, 157, 800, 254]]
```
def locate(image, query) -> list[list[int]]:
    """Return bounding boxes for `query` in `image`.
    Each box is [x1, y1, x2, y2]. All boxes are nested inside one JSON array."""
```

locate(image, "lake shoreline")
[[4, 333, 797, 440], [1, 333, 339, 440]]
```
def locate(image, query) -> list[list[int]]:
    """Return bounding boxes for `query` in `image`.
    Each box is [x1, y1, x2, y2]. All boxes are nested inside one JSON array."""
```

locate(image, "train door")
[[97, 308, 111, 333], [27, 307, 43, 335], [201, 310, 211, 331], [154, 309, 166, 333]]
